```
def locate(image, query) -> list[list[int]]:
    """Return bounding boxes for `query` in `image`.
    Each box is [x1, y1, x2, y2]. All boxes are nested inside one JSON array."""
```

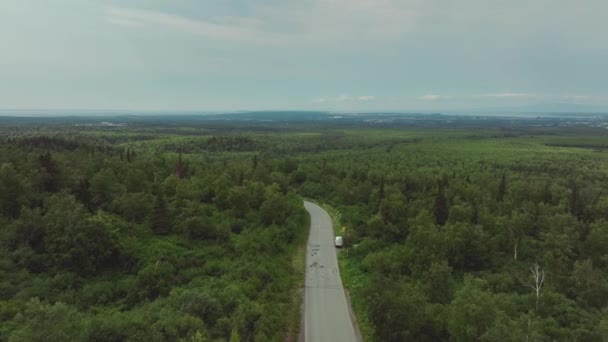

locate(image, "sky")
[[1, 0, 607, 112]]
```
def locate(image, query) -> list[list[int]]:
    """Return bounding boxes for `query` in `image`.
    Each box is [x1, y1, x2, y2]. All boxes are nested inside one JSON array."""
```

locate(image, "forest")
[[1, 113, 608, 341], [0, 129, 308, 341]]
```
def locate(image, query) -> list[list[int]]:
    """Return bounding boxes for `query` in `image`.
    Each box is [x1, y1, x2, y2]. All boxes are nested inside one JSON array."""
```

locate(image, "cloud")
[[336, 94, 353, 102], [335, 94, 375, 102], [561, 94, 592, 101], [106, 7, 285, 44], [312, 94, 375, 103], [261, 0, 419, 43], [420, 94, 443, 101], [106, 17, 145, 28], [105, 1, 419, 45], [476, 93, 535, 99]]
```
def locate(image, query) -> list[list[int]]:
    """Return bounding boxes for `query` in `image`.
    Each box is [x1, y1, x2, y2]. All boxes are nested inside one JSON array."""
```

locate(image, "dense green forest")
[[0, 133, 308, 341], [1, 115, 608, 341], [301, 136, 608, 341]]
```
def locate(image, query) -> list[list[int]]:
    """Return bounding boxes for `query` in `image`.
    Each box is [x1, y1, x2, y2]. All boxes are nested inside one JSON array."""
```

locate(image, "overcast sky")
[[1, 0, 607, 111]]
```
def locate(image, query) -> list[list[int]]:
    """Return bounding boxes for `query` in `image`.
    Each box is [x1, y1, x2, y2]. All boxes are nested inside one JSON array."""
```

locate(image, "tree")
[[0, 163, 25, 218], [43, 193, 121, 274], [182, 216, 223, 241], [229, 328, 240, 342], [90, 169, 124, 210], [8, 298, 86, 342], [176, 151, 186, 179], [571, 259, 608, 308], [260, 193, 290, 225], [378, 194, 408, 238], [135, 262, 176, 299], [497, 172, 506, 202], [434, 182, 449, 226], [252, 154, 258, 170], [366, 278, 430, 341], [443, 222, 488, 271], [585, 220, 608, 268], [526, 263, 545, 310], [572, 259, 594, 293], [151, 193, 171, 234], [471, 204, 479, 225], [10, 207, 47, 272], [447, 204, 472, 224], [377, 174, 385, 212], [73, 178, 91, 210], [11, 207, 45, 251], [481, 312, 543, 342], [422, 260, 453, 304], [113, 192, 154, 223], [125, 168, 149, 193], [228, 186, 250, 218], [173, 289, 223, 325], [569, 180, 583, 219], [448, 277, 497, 341], [38, 152, 60, 193], [507, 211, 533, 261], [404, 213, 445, 278]]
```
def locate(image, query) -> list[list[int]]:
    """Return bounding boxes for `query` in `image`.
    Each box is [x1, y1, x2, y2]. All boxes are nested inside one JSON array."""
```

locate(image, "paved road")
[[303, 201, 358, 342]]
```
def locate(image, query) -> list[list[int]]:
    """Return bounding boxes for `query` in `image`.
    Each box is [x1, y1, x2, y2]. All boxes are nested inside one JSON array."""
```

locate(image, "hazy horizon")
[[1, 107, 607, 118], [1, 1, 607, 111]]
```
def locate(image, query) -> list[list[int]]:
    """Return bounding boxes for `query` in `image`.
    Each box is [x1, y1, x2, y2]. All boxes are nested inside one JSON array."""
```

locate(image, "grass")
[[337, 254, 375, 341]]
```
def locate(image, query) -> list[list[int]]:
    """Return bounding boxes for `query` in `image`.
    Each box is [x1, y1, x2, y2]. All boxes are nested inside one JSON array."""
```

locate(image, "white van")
[[335, 236, 343, 248]]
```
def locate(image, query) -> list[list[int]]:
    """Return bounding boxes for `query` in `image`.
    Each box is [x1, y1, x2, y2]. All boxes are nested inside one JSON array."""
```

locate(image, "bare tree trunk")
[[514, 239, 518, 260], [526, 263, 545, 310]]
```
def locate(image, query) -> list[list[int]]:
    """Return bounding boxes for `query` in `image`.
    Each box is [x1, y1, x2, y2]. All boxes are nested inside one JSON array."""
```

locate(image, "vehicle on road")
[[335, 236, 343, 248]]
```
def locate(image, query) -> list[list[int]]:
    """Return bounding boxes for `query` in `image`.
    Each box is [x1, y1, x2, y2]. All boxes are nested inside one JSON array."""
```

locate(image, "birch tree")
[[526, 263, 545, 310]]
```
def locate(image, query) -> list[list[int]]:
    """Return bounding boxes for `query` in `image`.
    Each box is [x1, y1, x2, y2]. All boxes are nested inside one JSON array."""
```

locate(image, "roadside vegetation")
[[1, 114, 608, 341]]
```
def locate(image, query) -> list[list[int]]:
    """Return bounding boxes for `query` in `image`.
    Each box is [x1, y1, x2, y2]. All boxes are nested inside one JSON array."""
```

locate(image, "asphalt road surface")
[[303, 201, 358, 342]]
